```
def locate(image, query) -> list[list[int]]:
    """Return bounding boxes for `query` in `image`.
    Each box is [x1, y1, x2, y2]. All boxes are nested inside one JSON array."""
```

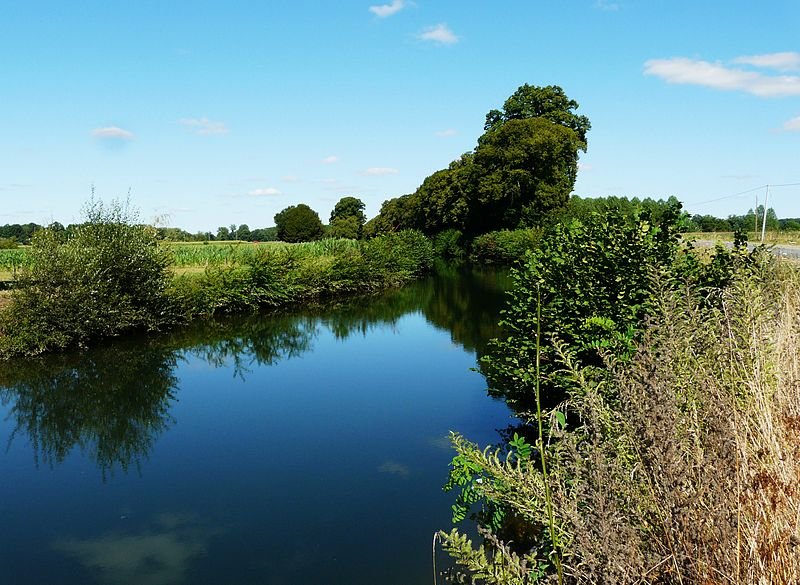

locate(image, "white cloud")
[[418, 23, 459, 45], [322, 155, 339, 164], [362, 167, 399, 176], [178, 117, 228, 135], [578, 162, 594, 171], [784, 116, 800, 131], [435, 128, 457, 137], [644, 57, 800, 97], [733, 52, 800, 72], [91, 126, 134, 140], [369, 0, 405, 18], [281, 175, 300, 182], [248, 187, 281, 196]]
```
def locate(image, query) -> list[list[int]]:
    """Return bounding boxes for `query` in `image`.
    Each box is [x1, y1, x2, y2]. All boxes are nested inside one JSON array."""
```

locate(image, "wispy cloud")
[[281, 175, 300, 183], [91, 126, 134, 140], [362, 167, 399, 176], [418, 23, 459, 45], [644, 56, 800, 97], [248, 187, 281, 196], [369, 0, 405, 18], [732, 52, 800, 72], [322, 155, 339, 164], [595, 0, 620, 11], [178, 117, 229, 135], [784, 116, 800, 132], [435, 128, 457, 137]]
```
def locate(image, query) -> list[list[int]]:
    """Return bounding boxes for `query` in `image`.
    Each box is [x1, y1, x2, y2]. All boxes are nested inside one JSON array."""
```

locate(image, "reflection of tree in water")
[[418, 262, 510, 358], [0, 342, 179, 477], [169, 316, 317, 378], [0, 263, 511, 475], [312, 262, 510, 359]]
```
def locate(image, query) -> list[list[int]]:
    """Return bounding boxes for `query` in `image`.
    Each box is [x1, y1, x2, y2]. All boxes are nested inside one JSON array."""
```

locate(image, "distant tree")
[[236, 224, 252, 241], [216, 226, 231, 240], [274, 204, 325, 242], [364, 194, 419, 237], [250, 227, 278, 242], [330, 196, 366, 238], [328, 216, 360, 239]]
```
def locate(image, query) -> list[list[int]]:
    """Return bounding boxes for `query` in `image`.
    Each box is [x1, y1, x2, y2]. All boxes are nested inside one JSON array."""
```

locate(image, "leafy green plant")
[[0, 199, 173, 356]]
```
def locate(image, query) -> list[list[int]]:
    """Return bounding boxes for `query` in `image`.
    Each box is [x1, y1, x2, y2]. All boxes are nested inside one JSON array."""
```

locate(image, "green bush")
[[0, 237, 18, 250], [432, 229, 466, 259], [470, 228, 543, 265], [481, 202, 752, 405], [0, 200, 173, 356]]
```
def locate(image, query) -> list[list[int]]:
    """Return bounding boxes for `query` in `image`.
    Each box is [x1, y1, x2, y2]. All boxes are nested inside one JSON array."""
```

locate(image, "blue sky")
[[1, 1, 799, 232]]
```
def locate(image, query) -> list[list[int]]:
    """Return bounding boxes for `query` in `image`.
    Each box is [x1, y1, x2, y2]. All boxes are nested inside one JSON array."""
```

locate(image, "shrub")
[[470, 228, 542, 265], [432, 229, 466, 259], [0, 199, 173, 356], [0, 237, 18, 250], [440, 253, 800, 584]]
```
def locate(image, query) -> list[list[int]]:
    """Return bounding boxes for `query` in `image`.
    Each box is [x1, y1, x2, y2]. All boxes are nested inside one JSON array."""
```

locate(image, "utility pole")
[[761, 185, 770, 243], [754, 193, 759, 234]]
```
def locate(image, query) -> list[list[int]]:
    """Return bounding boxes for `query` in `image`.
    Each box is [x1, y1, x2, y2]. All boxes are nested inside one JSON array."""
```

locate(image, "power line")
[[693, 185, 767, 207], [691, 182, 800, 209]]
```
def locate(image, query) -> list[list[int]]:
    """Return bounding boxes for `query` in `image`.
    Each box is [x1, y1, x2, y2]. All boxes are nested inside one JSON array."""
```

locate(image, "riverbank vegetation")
[[0, 200, 433, 358], [437, 202, 800, 582]]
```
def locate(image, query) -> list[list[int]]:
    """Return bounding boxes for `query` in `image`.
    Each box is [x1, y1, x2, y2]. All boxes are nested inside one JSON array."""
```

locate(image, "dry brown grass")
[[0, 290, 11, 311], [568, 257, 800, 583], [440, 256, 800, 584]]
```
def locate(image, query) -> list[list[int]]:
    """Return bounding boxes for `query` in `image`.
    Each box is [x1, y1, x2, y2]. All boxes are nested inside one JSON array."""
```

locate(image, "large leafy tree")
[[274, 204, 325, 242], [483, 84, 591, 145], [368, 83, 590, 237]]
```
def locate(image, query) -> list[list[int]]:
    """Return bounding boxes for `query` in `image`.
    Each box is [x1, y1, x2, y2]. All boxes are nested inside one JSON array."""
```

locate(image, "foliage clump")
[[440, 254, 800, 584], [439, 203, 800, 583], [368, 84, 589, 237], [0, 199, 173, 357], [470, 228, 543, 265], [274, 203, 325, 242]]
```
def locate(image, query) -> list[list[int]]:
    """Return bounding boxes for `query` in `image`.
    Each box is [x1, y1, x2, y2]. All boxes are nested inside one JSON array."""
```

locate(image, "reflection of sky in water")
[[54, 514, 215, 585], [0, 267, 513, 585]]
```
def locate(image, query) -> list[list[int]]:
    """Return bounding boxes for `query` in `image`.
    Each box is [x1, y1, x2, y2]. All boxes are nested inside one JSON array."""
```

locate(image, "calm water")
[[0, 264, 513, 585]]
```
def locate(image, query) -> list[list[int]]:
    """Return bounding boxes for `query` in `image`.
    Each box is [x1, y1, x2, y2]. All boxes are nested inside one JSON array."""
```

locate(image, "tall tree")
[[367, 83, 590, 237], [483, 83, 591, 146]]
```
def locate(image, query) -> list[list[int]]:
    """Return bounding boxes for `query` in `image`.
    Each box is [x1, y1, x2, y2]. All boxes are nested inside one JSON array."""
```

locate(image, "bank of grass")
[[0, 204, 433, 358], [440, 255, 800, 583]]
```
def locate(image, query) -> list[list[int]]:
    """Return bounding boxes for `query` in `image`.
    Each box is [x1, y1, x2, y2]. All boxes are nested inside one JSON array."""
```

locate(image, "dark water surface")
[[0, 264, 513, 585]]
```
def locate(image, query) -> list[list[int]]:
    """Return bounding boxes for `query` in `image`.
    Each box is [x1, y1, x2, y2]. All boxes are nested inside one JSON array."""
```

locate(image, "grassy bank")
[[0, 205, 433, 358]]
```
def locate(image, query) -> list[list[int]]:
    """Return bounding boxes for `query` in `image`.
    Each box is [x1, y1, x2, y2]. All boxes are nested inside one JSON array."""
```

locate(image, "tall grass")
[[439, 255, 800, 583]]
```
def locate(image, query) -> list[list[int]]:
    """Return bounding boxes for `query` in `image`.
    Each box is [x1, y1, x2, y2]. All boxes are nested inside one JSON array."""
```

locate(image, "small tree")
[[330, 196, 366, 238]]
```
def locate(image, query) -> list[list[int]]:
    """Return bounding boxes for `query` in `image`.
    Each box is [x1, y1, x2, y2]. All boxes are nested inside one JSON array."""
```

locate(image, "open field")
[[683, 230, 800, 245], [0, 241, 365, 280]]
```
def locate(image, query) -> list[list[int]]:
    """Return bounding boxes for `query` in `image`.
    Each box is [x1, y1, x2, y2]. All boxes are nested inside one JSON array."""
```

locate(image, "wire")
[[693, 185, 767, 206]]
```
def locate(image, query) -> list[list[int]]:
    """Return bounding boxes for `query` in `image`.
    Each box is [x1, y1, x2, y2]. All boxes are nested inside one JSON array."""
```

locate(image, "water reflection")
[[0, 343, 178, 477], [0, 263, 509, 475], [53, 513, 217, 585]]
